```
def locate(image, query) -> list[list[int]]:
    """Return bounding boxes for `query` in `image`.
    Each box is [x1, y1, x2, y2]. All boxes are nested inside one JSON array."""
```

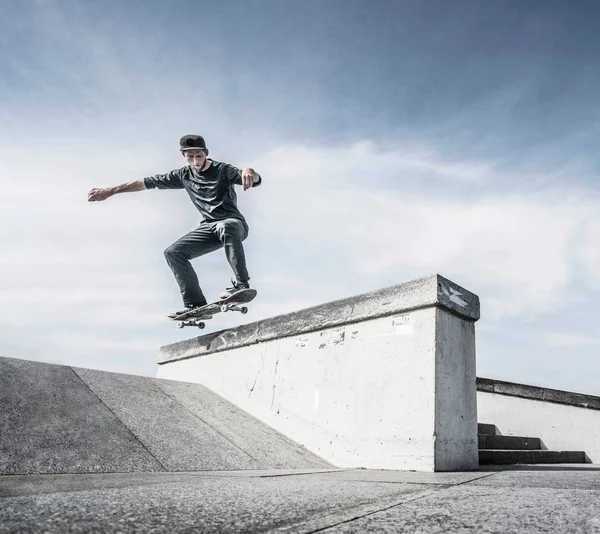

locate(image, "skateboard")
[[172, 288, 257, 329]]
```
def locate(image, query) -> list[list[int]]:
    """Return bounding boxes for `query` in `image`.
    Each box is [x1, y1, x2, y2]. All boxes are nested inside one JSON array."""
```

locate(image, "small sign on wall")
[[393, 314, 414, 336]]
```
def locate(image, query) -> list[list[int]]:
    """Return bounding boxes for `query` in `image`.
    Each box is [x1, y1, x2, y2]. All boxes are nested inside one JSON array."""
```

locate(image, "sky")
[[1, 0, 600, 395]]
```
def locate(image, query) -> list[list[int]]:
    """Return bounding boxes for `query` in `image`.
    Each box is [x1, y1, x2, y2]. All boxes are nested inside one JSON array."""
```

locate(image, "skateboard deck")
[[173, 288, 257, 329]]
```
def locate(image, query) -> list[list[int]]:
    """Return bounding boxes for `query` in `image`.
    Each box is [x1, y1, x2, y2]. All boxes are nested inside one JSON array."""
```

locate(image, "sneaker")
[[167, 302, 208, 319], [220, 279, 250, 300]]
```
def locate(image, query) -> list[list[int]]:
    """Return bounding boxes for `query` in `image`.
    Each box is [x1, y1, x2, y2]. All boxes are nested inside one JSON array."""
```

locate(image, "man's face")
[[182, 149, 207, 170]]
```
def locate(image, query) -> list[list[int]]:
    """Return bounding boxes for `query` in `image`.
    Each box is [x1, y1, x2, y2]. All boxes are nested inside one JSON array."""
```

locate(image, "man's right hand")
[[87, 187, 114, 202]]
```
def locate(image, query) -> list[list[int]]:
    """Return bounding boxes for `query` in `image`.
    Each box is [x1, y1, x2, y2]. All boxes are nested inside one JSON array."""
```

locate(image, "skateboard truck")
[[176, 319, 207, 329], [220, 303, 249, 314], [177, 304, 248, 329], [174, 289, 256, 329]]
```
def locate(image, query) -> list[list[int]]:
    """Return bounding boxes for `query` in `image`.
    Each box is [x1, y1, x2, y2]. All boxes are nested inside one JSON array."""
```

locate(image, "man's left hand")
[[241, 167, 259, 190]]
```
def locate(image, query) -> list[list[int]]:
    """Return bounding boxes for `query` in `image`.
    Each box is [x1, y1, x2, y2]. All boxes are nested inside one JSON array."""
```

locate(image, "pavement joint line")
[[70, 367, 169, 473], [171, 469, 348, 480], [252, 472, 497, 486], [152, 379, 264, 466], [318, 477, 493, 486], [254, 469, 347, 479], [280, 488, 444, 533], [451, 471, 500, 485], [249, 469, 499, 485], [282, 472, 504, 533]]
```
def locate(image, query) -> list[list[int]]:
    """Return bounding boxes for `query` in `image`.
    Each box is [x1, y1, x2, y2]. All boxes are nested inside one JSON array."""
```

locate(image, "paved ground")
[[2, 465, 599, 533], [3, 357, 599, 531]]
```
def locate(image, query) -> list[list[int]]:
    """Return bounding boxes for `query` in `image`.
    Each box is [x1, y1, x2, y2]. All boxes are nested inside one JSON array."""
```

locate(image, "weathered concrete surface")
[[158, 276, 480, 471], [162, 308, 438, 470], [0, 357, 330, 475], [1, 467, 599, 533], [0, 357, 164, 475], [321, 468, 600, 533], [158, 274, 480, 364], [434, 308, 478, 471], [477, 377, 600, 410], [153, 378, 330, 469], [0, 470, 339, 498]]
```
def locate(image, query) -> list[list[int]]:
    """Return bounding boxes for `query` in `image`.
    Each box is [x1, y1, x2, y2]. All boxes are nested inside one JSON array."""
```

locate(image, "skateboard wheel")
[[220, 304, 228, 313], [177, 322, 184, 328], [241, 306, 248, 314], [198, 322, 205, 329]]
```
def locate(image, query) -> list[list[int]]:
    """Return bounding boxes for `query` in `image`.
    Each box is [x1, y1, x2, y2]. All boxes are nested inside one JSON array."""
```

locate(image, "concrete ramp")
[[0, 356, 331, 475]]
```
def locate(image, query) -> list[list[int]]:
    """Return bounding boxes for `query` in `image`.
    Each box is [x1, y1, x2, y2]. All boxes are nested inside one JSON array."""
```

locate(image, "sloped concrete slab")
[[1, 355, 335, 476], [154, 378, 331, 469], [73, 367, 262, 471], [0, 358, 163, 475]]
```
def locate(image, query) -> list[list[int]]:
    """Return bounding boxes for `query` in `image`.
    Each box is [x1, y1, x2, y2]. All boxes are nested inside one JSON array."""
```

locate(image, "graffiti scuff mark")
[[440, 283, 468, 307], [270, 356, 280, 410], [296, 337, 309, 348], [319, 328, 345, 349], [248, 372, 259, 398]]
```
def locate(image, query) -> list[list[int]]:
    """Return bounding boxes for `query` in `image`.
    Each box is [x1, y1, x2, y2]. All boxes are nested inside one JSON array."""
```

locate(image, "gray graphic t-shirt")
[[143, 160, 261, 223]]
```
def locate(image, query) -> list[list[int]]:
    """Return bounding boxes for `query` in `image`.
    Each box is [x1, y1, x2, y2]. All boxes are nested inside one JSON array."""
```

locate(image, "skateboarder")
[[87, 134, 262, 317]]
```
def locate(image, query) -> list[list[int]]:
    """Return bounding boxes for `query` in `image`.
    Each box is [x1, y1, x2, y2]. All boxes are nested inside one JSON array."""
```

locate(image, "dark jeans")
[[164, 218, 250, 306]]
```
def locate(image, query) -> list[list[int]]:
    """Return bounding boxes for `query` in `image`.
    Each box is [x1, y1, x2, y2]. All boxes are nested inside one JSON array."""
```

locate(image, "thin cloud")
[[543, 332, 600, 348], [251, 143, 599, 320]]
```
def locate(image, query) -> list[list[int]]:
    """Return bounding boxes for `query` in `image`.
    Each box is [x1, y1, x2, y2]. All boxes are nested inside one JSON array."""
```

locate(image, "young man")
[[88, 134, 262, 317]]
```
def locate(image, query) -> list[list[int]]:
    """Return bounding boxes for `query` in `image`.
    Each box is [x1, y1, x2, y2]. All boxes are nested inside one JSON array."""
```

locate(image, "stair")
[[478, 423, 587, 465]]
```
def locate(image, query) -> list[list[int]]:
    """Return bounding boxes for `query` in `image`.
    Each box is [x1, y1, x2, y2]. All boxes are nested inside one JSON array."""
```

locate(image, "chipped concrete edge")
[[477, 377, 600, 412], [158, 274, 480, 365]]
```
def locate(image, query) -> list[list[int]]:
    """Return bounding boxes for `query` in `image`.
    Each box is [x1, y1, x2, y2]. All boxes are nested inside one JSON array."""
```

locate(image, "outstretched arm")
[[88, 180, 147, 202]]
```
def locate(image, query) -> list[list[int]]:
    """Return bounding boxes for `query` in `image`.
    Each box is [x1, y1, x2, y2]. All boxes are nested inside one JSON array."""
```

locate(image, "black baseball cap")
[[179, 134, 207, 152]]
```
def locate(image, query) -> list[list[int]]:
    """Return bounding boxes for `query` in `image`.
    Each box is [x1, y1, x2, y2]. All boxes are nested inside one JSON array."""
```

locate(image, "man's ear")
[[204, 149, 210, 157]]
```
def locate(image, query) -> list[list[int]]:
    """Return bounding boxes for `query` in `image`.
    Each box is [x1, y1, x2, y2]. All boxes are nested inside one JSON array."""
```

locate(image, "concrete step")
[[479, 450, 587, 465], [478, 434, 541, 450], [478, 423, 496, 436]]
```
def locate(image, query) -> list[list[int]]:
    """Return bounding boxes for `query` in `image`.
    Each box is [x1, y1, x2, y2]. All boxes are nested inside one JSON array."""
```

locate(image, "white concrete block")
[[157, 275, 480, 471]]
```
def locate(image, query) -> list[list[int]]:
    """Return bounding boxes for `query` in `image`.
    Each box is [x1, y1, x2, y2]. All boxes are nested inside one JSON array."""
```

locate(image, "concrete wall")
[[158, 275, 480, 472], [435, 309, 478, 471], [477, 379, 600, 462]]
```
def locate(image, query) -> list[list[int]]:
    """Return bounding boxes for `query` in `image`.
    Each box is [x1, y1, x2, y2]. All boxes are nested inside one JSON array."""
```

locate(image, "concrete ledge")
[[159, 274, 479, 365], [158, 275, 480, 471], [476, 378, 600, 412]]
